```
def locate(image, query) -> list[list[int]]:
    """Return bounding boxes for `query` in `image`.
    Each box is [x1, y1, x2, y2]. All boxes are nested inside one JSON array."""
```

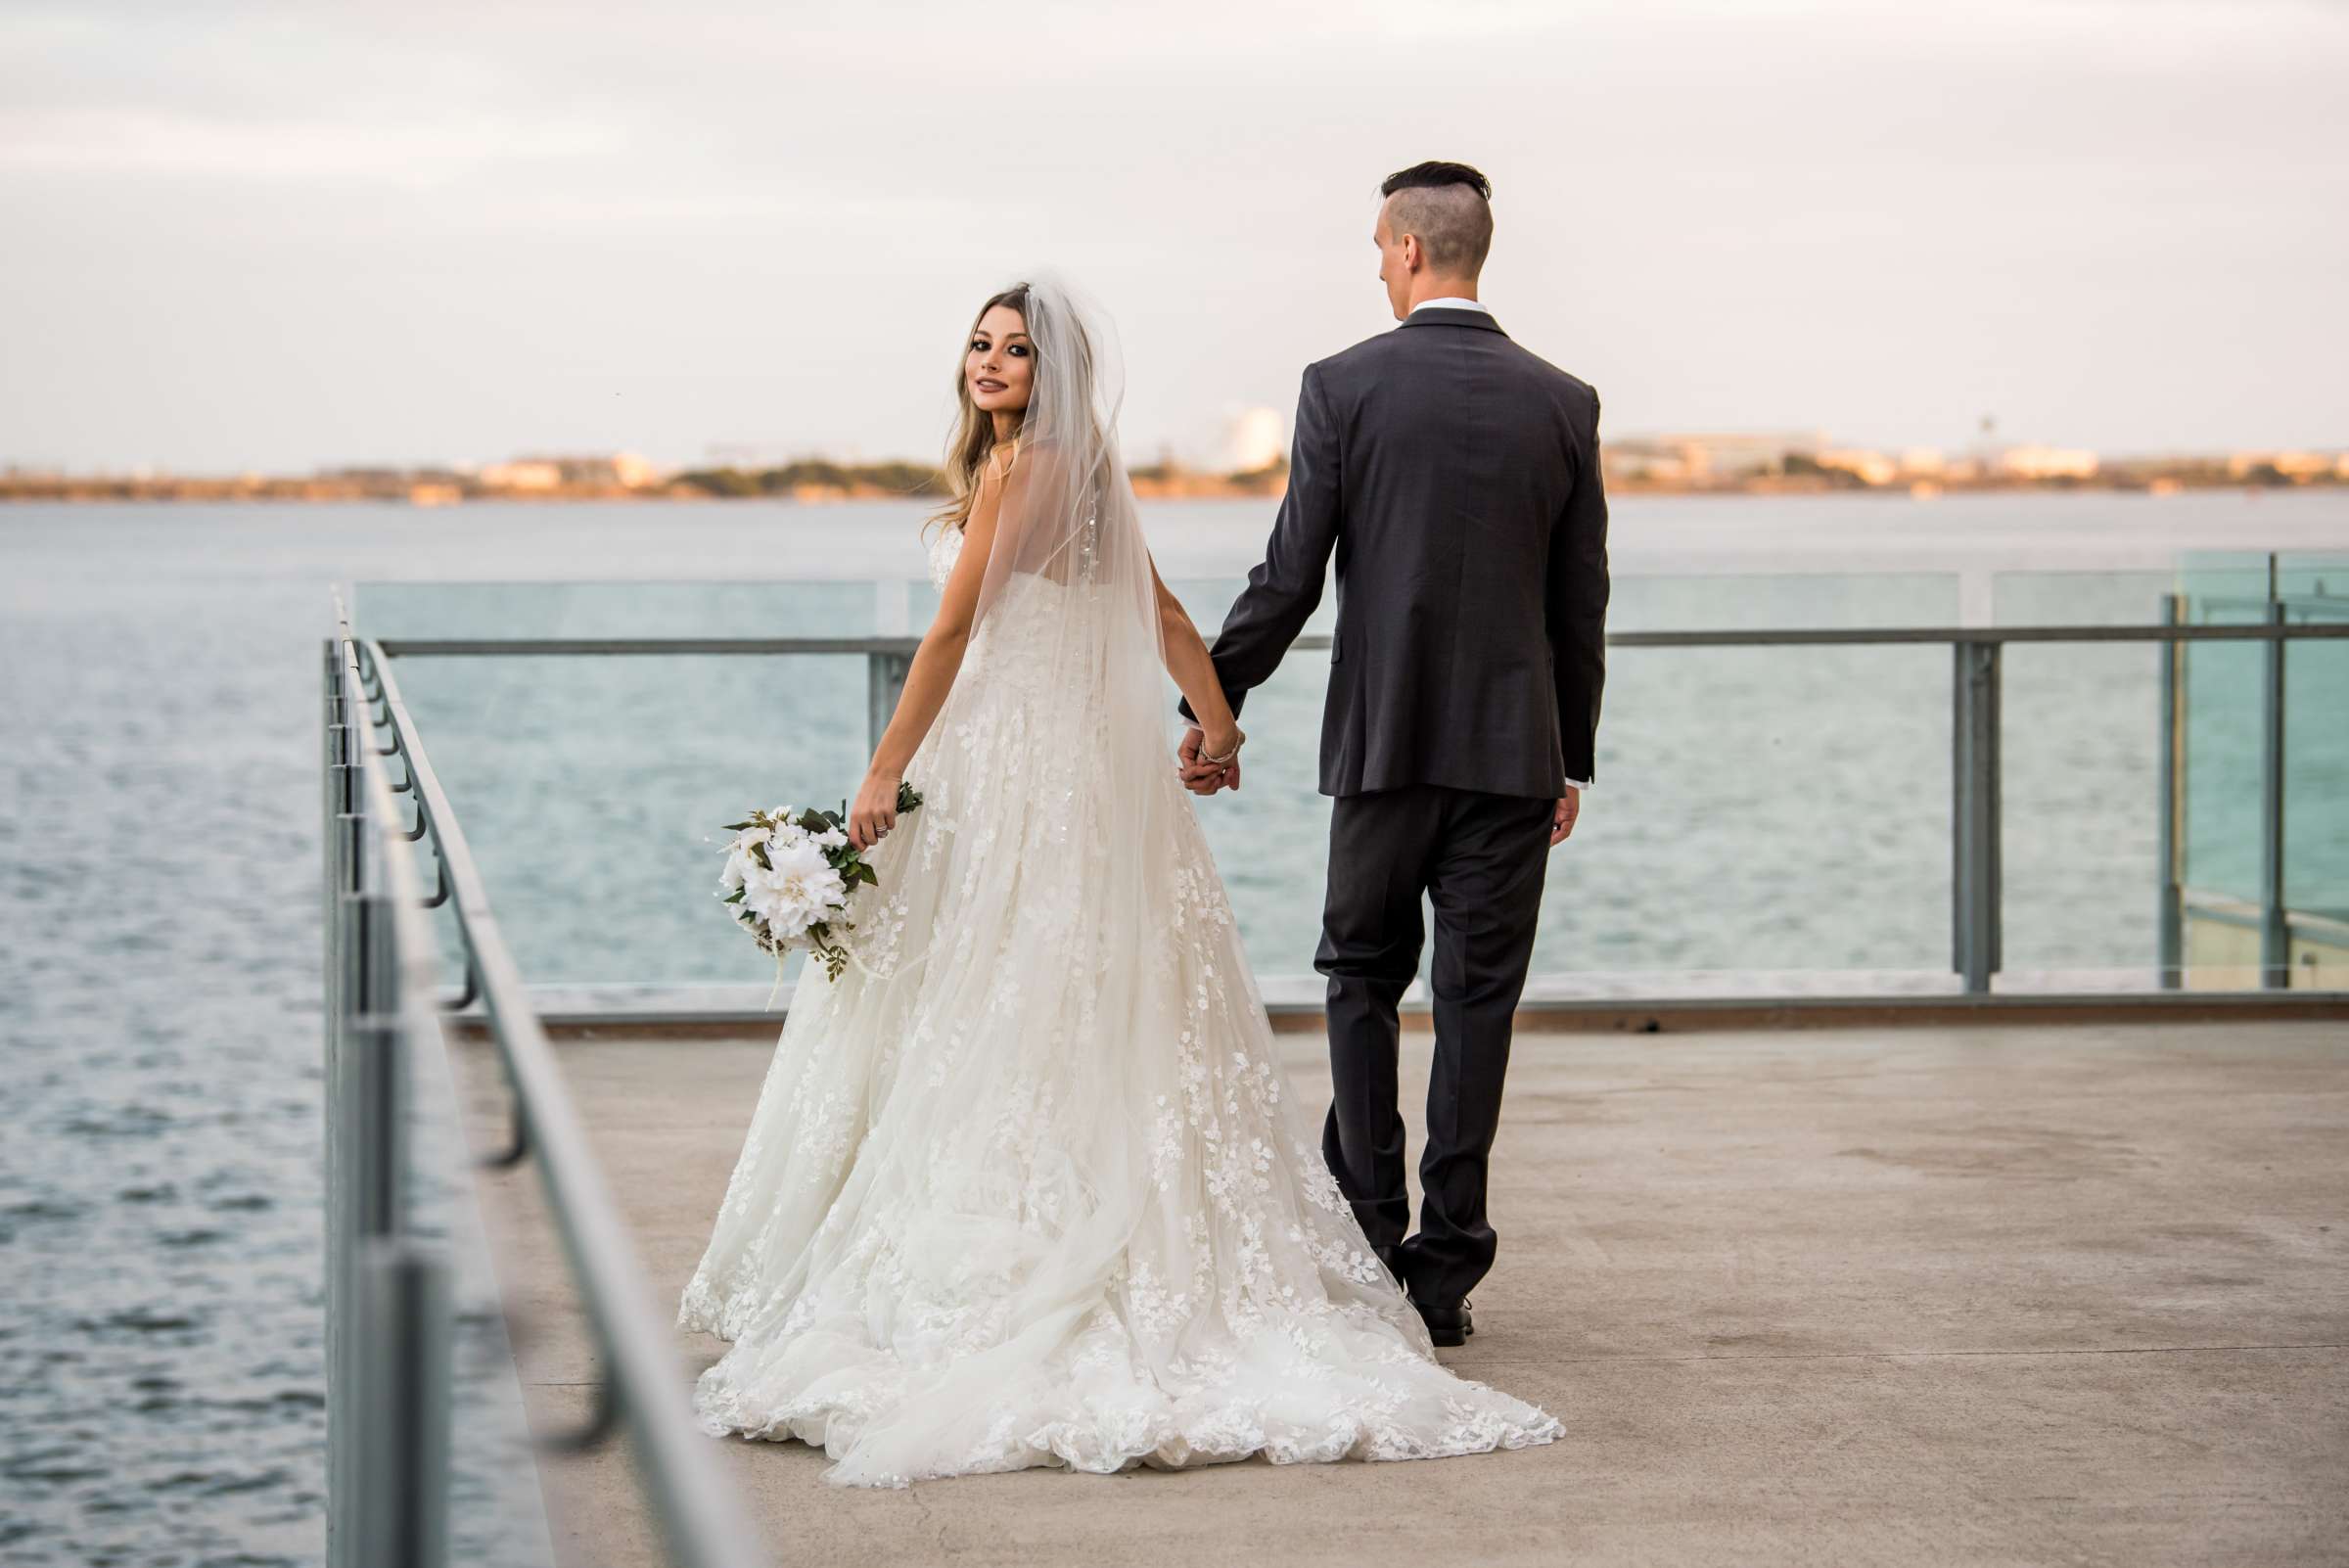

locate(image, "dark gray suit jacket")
[[1182, 306, 1609, 799]]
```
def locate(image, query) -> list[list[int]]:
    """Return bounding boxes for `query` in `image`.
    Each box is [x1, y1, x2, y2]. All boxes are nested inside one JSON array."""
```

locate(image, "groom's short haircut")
[[1379, 161, 1494, 276]]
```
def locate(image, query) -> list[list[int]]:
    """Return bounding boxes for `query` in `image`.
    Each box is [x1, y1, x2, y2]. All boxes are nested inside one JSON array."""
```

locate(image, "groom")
[[1179, 161, 1609, 1347]]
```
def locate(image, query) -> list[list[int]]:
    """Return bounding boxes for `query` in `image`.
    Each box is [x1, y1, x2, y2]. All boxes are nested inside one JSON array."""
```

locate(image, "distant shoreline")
[[12, 438, 2343, 508], [5, 472, 2341, 506], [0, 470, 1291, 507]]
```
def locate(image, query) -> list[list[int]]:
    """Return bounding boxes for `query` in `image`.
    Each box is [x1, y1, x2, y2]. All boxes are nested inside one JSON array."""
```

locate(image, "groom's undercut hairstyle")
[[1379, 161, 1494, 276]]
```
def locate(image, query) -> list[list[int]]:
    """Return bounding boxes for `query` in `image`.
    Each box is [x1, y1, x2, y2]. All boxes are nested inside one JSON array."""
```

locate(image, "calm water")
[[1, 490, 2343, 1561]]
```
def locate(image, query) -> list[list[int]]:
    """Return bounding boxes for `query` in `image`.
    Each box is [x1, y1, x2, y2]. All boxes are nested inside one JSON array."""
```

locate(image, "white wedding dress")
[[678, 277, 1560, 1486], [678, 525, 1560, 1487]]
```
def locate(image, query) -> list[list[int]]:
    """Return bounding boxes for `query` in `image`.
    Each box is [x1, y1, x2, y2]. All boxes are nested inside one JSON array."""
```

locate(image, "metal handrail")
[[327, 612, 459, 1568], [337, 629, 454, 1568], [375, 623, 2349, 658], [330, 595, 767, 1568]]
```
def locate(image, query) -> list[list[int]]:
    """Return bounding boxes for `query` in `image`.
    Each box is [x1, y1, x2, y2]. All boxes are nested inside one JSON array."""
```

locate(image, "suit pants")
[[1315, 783, 1552, 1308]]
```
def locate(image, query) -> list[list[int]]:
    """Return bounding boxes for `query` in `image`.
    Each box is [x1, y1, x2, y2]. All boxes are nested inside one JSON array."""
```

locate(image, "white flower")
[[717, 824, 774, 897], [813, 825, 849, 851], [740, 834, 847, 941]]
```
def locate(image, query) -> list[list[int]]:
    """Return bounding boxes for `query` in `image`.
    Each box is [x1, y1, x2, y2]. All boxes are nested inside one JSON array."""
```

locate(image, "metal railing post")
[[2260, 594, 2288, 988], [1952, 639, 2003, 993], [867, 649, 913, 755], [322, 641, 352, 1568], [353, 1238, 451, 1568], [2157, 595, 2185, 989], [332, 888, 404, 1568]]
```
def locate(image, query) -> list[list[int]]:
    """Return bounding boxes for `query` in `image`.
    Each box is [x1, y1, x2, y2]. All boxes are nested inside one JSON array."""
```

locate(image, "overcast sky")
[[4, 0, 2344, 473]]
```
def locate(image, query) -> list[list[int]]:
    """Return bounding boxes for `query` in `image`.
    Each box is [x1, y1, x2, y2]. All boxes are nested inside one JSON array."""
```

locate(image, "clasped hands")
[[1177, 724, 1583, 843], [1176, 724, 1245, 796]]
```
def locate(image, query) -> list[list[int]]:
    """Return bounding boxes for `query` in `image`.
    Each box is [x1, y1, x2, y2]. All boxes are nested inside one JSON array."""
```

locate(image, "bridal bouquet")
[[717, 783, 922, 987]]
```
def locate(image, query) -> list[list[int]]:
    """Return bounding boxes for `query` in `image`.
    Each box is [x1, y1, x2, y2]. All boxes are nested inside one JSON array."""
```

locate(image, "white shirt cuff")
[[1564, 778, 1591, 792]]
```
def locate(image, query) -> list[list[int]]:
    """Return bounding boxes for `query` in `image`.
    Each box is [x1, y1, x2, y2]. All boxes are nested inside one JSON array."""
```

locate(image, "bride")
[[676, 275, 1561, 1487]]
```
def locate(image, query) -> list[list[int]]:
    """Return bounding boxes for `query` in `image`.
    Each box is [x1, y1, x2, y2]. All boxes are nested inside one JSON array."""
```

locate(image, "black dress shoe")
[[1415, 1298, 1474, 1348]]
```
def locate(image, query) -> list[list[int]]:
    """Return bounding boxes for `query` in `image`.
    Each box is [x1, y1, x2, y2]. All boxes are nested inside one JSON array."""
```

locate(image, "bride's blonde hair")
[[928, 284, 1032, 539]]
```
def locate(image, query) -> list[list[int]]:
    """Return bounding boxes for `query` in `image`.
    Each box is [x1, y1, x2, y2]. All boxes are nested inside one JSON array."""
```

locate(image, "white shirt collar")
[[1409, 296, 1490, 315]]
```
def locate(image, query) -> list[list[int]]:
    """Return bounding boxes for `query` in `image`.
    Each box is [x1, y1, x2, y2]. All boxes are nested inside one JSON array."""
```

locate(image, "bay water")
[[2, 490, 2342, 1561]]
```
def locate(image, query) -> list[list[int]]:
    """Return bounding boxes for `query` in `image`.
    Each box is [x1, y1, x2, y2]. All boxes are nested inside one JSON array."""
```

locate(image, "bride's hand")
[[850, 767, 902, 851], [1178, 724, 1244, 795]]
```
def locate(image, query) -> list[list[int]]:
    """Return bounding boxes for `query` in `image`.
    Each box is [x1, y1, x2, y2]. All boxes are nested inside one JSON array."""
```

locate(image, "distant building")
[[2227, 450, 2341, 482], [479, 459, 564, 491], [1602, 447, 1694, 484], [1817, 448, 1900, 486], [1996, 445, 2099, 481], [1221, 408, 1287, 474], [1605, 431, 1829, 484], [480, 453, 663, 490], [601, 452, 662, 488]]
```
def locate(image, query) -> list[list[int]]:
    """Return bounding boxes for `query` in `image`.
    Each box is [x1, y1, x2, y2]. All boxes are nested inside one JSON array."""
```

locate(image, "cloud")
[[0, 106, 624, 181], [1, 0, 2343, 469]]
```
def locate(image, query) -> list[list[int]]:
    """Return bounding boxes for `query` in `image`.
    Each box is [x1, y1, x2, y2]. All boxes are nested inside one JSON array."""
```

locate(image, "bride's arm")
[[1151, 559, 1241, 761], [847, 461, 1007, 850]]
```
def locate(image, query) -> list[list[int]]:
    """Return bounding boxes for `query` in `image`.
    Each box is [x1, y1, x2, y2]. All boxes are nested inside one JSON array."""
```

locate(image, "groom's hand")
[[1549, 789, 1580, 846]]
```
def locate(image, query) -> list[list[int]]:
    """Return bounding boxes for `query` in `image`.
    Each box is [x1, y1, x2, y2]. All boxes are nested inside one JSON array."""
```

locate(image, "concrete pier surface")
[[449, 1020, 2349, 1567]]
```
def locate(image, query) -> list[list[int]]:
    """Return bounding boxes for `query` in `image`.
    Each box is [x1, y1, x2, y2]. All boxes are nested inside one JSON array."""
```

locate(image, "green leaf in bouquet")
[[722, 887, 747, 904], [749, 841, 771, 870], [720, 818, 759, 832], [897, 780, 924, 814]]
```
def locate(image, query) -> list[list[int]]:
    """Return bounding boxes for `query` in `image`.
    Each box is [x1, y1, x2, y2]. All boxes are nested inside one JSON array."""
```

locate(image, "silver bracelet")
[[1199, 727, 1245, 767]]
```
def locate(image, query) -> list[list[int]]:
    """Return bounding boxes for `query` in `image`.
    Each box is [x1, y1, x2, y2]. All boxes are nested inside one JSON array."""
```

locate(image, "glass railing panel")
[[390, 652, 869, 998], [379, 641, 1959, 998], [1997, 640, 2167, 988], [2178, 594, 2269, 910], [2161, 550, 2349, 985], [1175, 650, 1332, 995], [353, 579, 890, 641], [1992, 569, 2176, 626], [2177, 550, 2284, 621], [401, 1024, 559, 1566], [1512, 641, 1952, 992], [1566, 572, 1958, 632], [2284, 633, 2349, 925], [2275, 553, 2349, 610]]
